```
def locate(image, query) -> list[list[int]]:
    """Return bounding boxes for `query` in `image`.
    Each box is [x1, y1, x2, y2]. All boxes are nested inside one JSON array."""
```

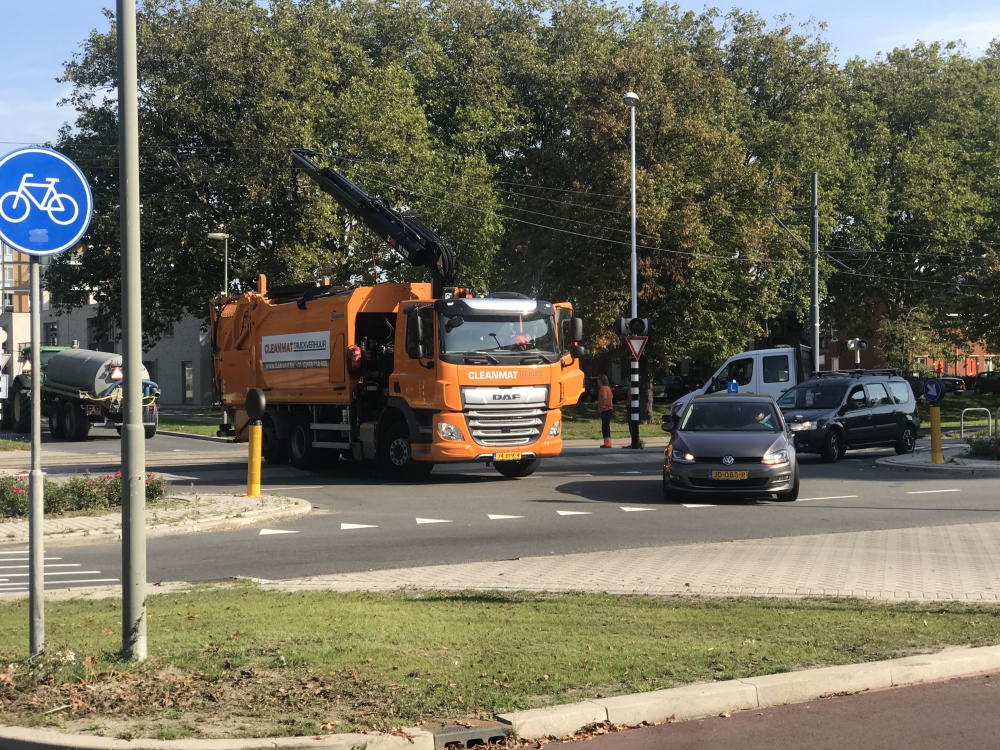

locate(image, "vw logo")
[[722, 455, 735, 466]]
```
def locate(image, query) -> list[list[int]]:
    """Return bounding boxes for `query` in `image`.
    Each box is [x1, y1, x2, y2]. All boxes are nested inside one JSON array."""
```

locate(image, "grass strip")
[[561, 403, 671, 441], [0, 438, 28, 451], [2, 586, 1000, 740], [918, 394, 1000, 430], [158, 420, 221, 437]]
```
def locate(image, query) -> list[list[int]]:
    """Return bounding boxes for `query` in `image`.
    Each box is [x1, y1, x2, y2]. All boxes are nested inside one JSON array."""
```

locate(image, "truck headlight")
[[548, 420, 561, 437], [436, 421, 464, 441], [763, 449, 790, 466]]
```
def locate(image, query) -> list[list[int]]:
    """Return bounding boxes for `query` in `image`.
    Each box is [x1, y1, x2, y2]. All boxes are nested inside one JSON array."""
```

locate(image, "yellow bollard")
[[247, 421, 262, 497], [930, 405, 943, 464]]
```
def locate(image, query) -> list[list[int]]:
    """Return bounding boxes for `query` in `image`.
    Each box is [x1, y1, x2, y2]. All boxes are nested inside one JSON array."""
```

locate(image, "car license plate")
[[494, 451, 523, 462], [710, 470, 748, 480]]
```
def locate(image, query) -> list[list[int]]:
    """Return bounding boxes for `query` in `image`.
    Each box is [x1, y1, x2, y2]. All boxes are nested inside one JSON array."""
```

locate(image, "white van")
[[669, 346, 809, 420]]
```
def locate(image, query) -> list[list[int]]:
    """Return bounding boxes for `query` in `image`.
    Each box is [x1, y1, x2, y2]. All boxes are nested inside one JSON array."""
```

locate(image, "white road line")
[[556, 510, 592, 516], [415, 518, 452, 524], [1, 571, 102, 578], [258, 529, 299, 536], [797, 495, 859, 502], [0, 564, 79, 570], [0, 550, 29, 555], [907, 488, 961, 495], [96, 452, 115, 455], [44, 579, 120, 587], [621, 506, 655, 512], [616, 471, 642, 475], [487, 514, 523, 520], [264, 486, 324, 491], [0, 557, 60, 561], [682, 504, 716, 508], [340, 523, 378, 530], [566, 473, 593, 477]]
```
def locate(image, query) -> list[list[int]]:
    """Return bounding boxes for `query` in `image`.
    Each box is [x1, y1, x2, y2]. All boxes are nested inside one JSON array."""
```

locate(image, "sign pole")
[[930, 406, 943, 464], [28, 255, 44, 658], [117, 0, 146, 662]]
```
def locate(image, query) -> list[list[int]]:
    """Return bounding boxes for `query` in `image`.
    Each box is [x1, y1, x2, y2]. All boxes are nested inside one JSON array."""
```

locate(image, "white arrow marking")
[[340, 523, 378, 530], [621, 506, 655, 512], [416, 518, 452, 524], [682, 504, 716, 508], [556, 510, 592, 516], [487, 514, 523, 520], [259, 529, 299, 536]]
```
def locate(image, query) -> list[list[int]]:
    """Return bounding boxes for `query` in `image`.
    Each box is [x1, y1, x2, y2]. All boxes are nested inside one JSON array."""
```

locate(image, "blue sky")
[[3, 0, 1000, 146]]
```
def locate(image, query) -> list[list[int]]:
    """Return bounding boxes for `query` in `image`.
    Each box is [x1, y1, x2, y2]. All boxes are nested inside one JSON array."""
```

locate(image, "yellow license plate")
[[710, 470, 748, 480], [494, 451, 523, 462]]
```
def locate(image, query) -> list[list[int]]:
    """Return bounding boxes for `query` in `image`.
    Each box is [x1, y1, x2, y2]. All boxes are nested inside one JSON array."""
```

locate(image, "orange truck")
[[210, 150, 586, 479]]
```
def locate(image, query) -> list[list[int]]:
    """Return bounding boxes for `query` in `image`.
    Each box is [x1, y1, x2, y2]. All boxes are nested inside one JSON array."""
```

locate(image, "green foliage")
[[0, 472, 168, 519], [966, 436, 1000, 460], [874, 307, 949, 373]]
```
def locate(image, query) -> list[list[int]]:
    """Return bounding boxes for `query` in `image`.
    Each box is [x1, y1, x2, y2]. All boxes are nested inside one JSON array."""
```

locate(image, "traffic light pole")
[[627, 97, 640, 449]]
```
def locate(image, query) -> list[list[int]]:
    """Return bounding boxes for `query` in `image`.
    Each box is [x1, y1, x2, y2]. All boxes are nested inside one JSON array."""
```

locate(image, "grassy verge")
[[2, 586, 1000, 740], [0, 438, 28, 451], [918, 393, 1000, 430], [158, 420, 221, 437], [561, 402, 671, 441]]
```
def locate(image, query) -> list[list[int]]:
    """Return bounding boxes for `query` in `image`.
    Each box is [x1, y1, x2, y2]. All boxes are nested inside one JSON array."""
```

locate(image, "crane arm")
[[290, 148, 456, 296]]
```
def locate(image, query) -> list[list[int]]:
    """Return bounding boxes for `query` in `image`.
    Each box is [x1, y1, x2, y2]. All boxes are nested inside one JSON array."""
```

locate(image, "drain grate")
[[433, 723, 511, 750]]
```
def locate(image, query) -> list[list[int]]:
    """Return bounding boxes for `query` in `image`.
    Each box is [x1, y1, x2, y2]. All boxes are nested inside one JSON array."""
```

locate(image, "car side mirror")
[[794, 414, 804, 423], [570, 317, 584, 344], [407, 344, 425, 360], [661, 420, 675, 432]]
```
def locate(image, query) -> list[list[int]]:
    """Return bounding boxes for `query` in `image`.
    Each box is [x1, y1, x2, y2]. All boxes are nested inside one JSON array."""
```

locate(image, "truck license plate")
[[494, 451, 523, 462], [710, 470, 748, 480]]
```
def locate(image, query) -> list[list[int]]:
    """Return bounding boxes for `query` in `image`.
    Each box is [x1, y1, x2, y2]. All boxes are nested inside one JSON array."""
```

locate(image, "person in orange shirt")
[[597, 374, 615, 448]]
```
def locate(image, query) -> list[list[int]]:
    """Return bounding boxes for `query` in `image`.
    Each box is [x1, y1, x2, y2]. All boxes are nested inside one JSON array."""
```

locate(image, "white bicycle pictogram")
[[0, 173, 80, 226]]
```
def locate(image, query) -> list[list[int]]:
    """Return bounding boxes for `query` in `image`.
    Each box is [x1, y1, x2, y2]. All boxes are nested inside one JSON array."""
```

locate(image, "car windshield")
[[679, 401, 782, 432], [440, 312, 558, 357], [777, 385, 847, 410]]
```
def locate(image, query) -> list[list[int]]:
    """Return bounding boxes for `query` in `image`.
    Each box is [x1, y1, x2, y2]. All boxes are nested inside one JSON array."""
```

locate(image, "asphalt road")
[[561, 673, 1000, 750], [12, 433, 1000, 586]]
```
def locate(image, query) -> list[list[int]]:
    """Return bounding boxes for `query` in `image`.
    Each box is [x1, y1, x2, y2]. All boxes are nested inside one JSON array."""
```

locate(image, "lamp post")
[[622, 91, 640, 449], [208, 232, 229, 298]]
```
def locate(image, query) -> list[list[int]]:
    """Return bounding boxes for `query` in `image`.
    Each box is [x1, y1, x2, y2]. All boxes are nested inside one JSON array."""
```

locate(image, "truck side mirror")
[[407, 344, 425, 360], [410, 311, 424, 340], [570, 344, 587, 360], [570, 317, 584, 344]]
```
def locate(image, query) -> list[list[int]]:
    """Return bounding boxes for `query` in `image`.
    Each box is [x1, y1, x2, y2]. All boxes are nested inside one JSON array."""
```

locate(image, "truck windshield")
[[440, 313, 558, 360]]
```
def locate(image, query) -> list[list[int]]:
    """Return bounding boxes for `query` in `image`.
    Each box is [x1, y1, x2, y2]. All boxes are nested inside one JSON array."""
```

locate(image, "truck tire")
[[49, 403, 66, 440], [494, 456, 541, 478], [377, 421, 429, 481], [143, 404, 158, 439], [288, 417, 320, 469], [11, 389, 30, 433], [63, 401, 90, 441], [820, 430, 841, 464], [262, 413, 288, 465]]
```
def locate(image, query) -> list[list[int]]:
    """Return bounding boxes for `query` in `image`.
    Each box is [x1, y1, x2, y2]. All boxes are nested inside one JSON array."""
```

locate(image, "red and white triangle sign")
[[626, 336, 648, 361], [110, 365, 123, 381]]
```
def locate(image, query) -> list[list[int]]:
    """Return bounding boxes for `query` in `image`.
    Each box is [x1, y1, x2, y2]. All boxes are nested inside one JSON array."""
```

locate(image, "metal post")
[[247, 421, 262, 497], [629, 106, 637, 321], [28, 255, 44, 658], [117, 0, 146, 662], [810, 172, 820, 374], [625, 93, 640, 449], [223, 236, 228, 298], [930, 406, 943, 464]]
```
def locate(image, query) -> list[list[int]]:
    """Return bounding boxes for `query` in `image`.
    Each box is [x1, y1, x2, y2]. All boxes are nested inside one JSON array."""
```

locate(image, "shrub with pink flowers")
[[0, 470, 168, 518], [966, 436, 1000, 461]]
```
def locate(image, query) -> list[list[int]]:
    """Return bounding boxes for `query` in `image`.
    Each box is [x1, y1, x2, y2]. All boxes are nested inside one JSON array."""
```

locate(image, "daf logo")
[[722, 455, 735, 466], [492, 393, 522, 401]]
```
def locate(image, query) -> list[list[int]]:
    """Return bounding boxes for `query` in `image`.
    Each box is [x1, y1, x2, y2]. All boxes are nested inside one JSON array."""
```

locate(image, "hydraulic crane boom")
[[290, 148, 457, 297]]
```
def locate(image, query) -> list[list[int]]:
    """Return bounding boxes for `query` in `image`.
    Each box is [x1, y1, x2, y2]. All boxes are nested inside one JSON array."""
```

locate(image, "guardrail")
[[960, 408, 994, 438]]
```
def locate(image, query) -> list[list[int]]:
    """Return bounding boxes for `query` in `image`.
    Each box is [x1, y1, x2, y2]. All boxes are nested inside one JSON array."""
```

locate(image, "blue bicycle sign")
[[0, 147, 92, 256]]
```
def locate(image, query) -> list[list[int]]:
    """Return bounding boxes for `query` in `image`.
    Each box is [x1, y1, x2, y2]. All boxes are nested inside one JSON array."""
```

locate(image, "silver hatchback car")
[[661, 393, 799, 501]]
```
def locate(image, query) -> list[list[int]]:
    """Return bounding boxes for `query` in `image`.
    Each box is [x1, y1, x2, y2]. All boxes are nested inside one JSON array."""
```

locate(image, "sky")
[[3, 0, 1000, 146]]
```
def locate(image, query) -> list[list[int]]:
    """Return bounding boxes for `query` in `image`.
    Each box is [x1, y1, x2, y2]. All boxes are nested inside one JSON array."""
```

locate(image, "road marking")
[[0, 571, 102, 578], [907, 488, 961, 495], [172, 449, 188, 452], [556, 510, 592, 516], [96, 452, 115, 455], [258, 529, 299, 536], [264, 486, 324, 491], [340, 523, 378, 530], [797, 495, 859, 502], [621, 506, 655, 512], [0, 564, 79, 570], [487, 514, 523, 520], [567, 473, 593, 477], [415, 518, 452, 524], [682, 504, 716, 508], [616, 471, 642, 474]]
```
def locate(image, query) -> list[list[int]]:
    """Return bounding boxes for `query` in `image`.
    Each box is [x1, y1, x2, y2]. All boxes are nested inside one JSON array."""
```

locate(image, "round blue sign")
[[923, 378, 944, 404], [0, 147, 93, 256]]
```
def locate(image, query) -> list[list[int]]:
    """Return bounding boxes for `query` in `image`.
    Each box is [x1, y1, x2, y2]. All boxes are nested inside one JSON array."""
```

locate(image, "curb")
[[874, 456, 1000, 476], [0, 726, 434, 750], [496, 644, 1000, 739], [0, 497, 312, 551], [157, 430, 234, 444]]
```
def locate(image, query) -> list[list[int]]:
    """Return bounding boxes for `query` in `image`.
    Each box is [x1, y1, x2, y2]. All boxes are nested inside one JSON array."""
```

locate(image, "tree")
[[874, 306, 948, 373]]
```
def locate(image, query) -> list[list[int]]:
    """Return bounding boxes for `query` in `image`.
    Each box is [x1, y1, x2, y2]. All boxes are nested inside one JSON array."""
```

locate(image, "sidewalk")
[[0, 492, 310, 546], [259, 518, 1000, 602]]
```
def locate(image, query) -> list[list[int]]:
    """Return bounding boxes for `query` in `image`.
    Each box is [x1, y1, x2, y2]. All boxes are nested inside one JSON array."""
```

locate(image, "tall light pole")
[[623, 91, 640, 449], [810, 172, 819, 374], [208, 232, 229, 297]]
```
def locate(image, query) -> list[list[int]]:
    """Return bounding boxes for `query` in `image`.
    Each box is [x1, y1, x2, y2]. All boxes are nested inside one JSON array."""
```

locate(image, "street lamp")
[[208, 232, 229, 298], [622, 91, 640, 449]]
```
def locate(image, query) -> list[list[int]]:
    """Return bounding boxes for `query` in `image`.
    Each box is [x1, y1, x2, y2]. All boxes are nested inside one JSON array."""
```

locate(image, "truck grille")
[[465, 407, 545, 447]]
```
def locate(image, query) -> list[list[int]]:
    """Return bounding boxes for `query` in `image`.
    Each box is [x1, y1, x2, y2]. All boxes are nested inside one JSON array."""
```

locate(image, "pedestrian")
[[597, 374, 615, 449]]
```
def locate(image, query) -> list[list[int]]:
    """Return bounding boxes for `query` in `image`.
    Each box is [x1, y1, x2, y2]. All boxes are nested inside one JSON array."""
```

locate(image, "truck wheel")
[[48, 404, 65, 440], [288, 418, 319, 469], [376, 421, 428, 481], [262, 413, 288, 464], [820, 430, 841, 464], [63, 402, 90, 441], [144, 404, 158, 439], [494, 457, 541, 478], [11, 389, 30, 433], [895, 424, 916, 455]]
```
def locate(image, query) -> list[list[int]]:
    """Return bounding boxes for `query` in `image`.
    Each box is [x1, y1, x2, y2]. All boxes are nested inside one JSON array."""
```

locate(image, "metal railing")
[[960, 408, 994, 438]]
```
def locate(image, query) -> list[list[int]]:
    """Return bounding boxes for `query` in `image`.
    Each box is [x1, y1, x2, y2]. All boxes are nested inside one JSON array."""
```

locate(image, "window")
[[680, 400, 781, 432], [914, 356, 928, 371], [986, 356, 998, 373], [830, 356, 840, 371], [556, 308, 573, 355], [44, 322, 58, 346], [888, 382, 911, 404], [865, 382, 892, 406], [845, 385, 868, 411], [181, 362, 194, 404], [163, 322, 175, 338], [406, 307, 435, 357], [708, 357, 754, 392], [3, 267, 13, 288], [778, 385, 846, 410], [763, 355, 790, 383], [142, 360, 158, 383], [2, 293, 12, 311], [87, 318, 116, 353], [3, 244, 12, 262]]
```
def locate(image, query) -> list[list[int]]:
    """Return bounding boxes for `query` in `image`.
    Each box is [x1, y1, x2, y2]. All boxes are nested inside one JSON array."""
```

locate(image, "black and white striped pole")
[[623, 91, 641, 449]]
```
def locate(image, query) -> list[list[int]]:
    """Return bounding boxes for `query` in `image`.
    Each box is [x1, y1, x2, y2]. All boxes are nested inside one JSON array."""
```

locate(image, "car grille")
[[688, 478, 770, 489], [465, 406, 545, 447]]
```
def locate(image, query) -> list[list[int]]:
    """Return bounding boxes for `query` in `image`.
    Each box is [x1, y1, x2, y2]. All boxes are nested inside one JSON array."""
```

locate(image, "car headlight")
[[672, 448, 695, 463], [788, 420, 814, 432], [762, 449, 790, 466], [548, 419, 561, 437], [436, 421, 464, 441]]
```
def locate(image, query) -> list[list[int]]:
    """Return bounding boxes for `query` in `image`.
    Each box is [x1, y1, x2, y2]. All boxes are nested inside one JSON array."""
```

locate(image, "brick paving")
[[261, 520, 1000, 602]]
